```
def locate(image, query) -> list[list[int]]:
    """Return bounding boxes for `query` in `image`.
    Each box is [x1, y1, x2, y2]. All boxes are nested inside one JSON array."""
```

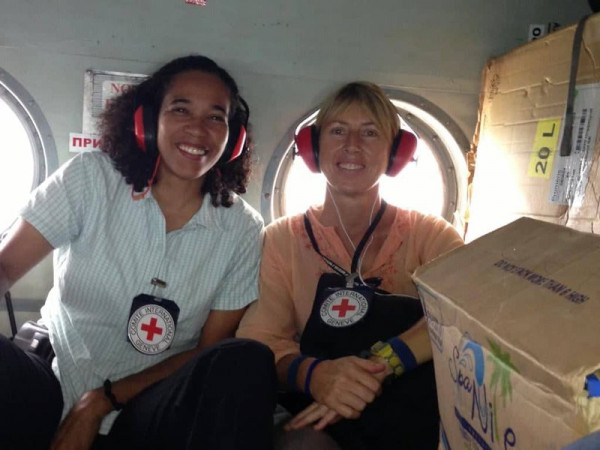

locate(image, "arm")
[[285, 319, 430, 431], [395, 317, 431, 363], [363, 216, 463, 377], [380, 213, 464, 369], [236, 223, 302, 369], [112, 308, 247, 397], [51, 308, 245, 450], [0, 218, 54, 298], [281, 353, 386, 418]]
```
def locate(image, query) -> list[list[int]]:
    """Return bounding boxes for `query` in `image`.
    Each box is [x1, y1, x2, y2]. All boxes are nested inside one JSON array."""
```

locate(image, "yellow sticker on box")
[[528, 119, 561, 179]]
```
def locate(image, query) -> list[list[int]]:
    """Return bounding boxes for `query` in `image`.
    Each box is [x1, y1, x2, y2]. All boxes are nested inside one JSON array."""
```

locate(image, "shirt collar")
[[186, 193, 226, 231], [137, 190, 229, 231]]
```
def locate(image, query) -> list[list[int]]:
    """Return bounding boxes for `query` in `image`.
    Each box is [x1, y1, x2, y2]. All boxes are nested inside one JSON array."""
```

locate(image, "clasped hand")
[[286, 356, 389, 431]]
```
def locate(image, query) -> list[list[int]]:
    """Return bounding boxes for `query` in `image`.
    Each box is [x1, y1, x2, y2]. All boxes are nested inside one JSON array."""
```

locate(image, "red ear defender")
[[216, 97, 250, 166], [133, 106, 147, 152], [386, 129, 417, 177], [132, 102, 160, 200], [294, 125, 320, 173], [133, 104, 158, 154], [224, 125, 247, 163]]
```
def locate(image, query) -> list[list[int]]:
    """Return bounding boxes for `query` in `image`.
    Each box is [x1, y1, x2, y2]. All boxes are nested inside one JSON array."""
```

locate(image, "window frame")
[[0, 68, 58, 195]]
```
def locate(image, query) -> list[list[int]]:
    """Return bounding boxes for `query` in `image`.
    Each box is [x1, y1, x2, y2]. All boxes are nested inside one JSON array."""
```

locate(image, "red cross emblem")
[[331, 298, 357, 318], [140, 317, 163, 341], [320, 289, 368, 328]]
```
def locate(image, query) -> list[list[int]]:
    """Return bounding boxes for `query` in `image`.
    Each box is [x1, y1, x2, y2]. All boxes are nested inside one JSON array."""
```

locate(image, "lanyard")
[[303, 200, 387, 286]]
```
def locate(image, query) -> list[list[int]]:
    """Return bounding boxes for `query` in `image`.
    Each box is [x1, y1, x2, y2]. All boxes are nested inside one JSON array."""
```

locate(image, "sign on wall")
[[83, 69, 147, 135], [71, 69, 147, 153]]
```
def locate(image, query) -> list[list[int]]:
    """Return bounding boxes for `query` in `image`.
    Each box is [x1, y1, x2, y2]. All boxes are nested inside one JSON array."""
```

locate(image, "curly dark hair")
[[99, 55, 253, 207]]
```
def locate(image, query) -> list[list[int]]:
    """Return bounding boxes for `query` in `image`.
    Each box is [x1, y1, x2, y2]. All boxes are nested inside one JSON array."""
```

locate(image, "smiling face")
[[318, 102, 391, 197], [156, 70, 231, 189]]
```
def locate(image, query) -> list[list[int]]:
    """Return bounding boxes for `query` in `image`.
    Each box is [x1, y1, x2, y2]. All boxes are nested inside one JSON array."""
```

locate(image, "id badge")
[[318, 285, 373, 328], [127, 294, 180, 355]]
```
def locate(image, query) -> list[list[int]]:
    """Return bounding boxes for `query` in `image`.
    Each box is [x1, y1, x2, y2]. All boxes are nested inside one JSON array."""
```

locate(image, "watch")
[[370, 341, 405, 377]]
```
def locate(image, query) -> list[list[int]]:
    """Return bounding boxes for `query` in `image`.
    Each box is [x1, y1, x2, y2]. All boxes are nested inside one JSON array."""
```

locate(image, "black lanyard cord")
[[350, 200, 387, 273], [303, 215, 350, 277], [303, 200, 387, 279]]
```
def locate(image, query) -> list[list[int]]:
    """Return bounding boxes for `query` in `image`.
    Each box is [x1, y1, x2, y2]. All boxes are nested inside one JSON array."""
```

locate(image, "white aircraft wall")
[[0, 0, 592, 330]]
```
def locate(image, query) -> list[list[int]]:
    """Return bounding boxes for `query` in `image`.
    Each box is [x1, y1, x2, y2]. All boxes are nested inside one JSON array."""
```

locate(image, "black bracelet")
[[103, 379, 125, 411]]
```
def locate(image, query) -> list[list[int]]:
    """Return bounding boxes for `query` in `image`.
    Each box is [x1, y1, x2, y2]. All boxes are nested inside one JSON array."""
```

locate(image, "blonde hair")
[[314, 82, 400, 142]]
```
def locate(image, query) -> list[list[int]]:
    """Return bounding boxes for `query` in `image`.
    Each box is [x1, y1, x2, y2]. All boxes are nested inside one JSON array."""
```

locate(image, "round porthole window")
[[0, 68, 57, 234]]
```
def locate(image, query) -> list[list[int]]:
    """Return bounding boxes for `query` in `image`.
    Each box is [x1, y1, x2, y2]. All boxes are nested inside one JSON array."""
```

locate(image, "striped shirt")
[[21, 152, 263, 433]]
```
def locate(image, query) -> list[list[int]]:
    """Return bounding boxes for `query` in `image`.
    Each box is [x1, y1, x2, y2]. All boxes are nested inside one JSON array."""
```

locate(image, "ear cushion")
[[386, 129, 417, 177], [218, 120, 247, 165], [217, 98, 250, 166], [295, 125, 320, 173], [133, 104, 158, 155]]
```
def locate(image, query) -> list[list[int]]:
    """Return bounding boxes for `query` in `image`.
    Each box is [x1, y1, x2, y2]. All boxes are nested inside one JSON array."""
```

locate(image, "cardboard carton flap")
[[467, 13, 600, 241]]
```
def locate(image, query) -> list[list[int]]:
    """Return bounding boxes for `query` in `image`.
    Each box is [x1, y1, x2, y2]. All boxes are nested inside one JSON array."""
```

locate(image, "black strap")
[[303, 200, 387, 279], [4, 291, 18, 338], [560, 14, 591, 157], [1, 222, 19, 337], [350, 202, 387, 273], [303, 214, 350, 277]]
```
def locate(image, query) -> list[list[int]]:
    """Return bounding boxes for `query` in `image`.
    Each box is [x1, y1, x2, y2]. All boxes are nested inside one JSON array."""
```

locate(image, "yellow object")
[[527, 118, 561, 179], [370, 341, 404, 377]]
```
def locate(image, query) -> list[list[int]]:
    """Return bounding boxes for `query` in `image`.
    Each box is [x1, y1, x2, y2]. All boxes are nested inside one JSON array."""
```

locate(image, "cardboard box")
[[413, 218, 600, 449], [467, 14, 600, 242]]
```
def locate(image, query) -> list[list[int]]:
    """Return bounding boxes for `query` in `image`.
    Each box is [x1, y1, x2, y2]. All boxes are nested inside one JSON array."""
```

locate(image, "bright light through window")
[[0, 98, 35, 233], [283, 129, 445, 217]]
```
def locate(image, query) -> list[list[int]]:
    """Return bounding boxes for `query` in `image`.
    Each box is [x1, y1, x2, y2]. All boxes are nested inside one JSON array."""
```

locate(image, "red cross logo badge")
[[320, 289, 369, 327], [128, 304, 176, 355], [331, 298, 357, 318], [141, 317, 163, 341]]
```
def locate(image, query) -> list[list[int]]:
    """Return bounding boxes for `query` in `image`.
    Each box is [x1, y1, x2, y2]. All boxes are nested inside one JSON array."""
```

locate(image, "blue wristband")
[[388, 337, 417, 372], [287, 355, 309, 391], [304, 358, 325, 397]]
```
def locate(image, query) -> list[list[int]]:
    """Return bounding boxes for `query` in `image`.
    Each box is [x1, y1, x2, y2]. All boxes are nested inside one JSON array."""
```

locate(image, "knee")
[[201, 338, 276, 388], [210, 337, 274, 368]]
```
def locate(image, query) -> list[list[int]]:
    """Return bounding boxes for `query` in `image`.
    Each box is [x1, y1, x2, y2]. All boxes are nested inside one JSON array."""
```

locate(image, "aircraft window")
[[262, 89, 470, 231], [0, 69, 57, 233]]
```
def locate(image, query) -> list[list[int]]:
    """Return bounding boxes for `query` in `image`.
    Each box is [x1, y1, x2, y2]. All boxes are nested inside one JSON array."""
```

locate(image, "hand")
[[308, 356, 386, 419], [285, 402, 342, 431], [51, 388, 111, 450], [369, 355, 394, 382]]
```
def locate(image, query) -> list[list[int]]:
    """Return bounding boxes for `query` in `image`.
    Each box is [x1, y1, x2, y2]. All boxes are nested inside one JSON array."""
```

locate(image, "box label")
[[528, 119, 561, 179], [549, 83, 600, 205], [448, 337, 519, 449]]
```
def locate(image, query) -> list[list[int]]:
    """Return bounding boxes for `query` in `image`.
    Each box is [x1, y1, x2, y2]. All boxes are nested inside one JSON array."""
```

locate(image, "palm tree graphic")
[[487, 338, 519, 441]]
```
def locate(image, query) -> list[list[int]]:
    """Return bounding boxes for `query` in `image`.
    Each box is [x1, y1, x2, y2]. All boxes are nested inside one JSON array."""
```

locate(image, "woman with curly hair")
[[0, 55, 275, 450]]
